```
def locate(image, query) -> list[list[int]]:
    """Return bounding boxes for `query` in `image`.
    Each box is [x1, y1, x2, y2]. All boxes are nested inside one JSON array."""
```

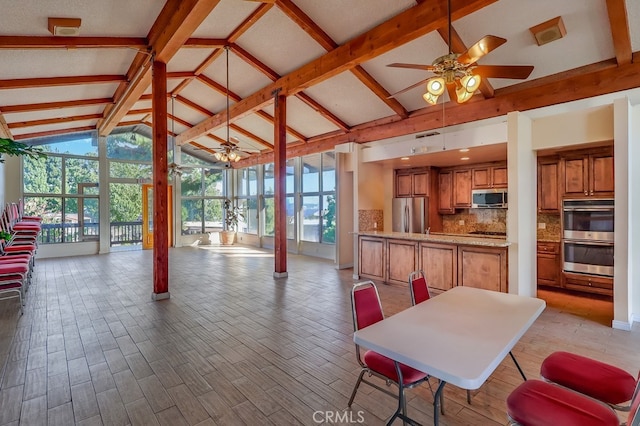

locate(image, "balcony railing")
[[38, 222, 143, 246]]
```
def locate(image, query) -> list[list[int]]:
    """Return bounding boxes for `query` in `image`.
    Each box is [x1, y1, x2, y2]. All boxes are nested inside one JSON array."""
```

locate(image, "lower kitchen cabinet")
[[458, 245, 508, 293], [537, 242, 561, 287], [563, 272, 613, 297], [419, 242, 457, 292], [387, 239, 419, 285], [359, 236, 385, 280], [358, 235, 508, 292]]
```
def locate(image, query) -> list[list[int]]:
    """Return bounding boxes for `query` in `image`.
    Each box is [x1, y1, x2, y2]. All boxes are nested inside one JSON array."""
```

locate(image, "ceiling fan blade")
[[457, 35, 507, 65], [244, 0, 275, 3], [388, 78, 430, 98], [229, 136, 240, 145], [474, 64, 534, 79], [387, 63, 437, 71]]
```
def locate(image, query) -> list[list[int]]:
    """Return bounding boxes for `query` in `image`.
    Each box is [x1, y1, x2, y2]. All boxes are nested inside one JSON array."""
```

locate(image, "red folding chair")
[[540, 351, 638, 412], [409, 270, 431, 305], [348, 281, 431, 423], [506, 379, 640, 426]]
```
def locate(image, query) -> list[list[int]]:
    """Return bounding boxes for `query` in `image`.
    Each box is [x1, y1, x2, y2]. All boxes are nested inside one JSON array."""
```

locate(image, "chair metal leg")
[[467, 389, 471, 404], [434, 380, 447, 425], [348, 370, 366, 407]]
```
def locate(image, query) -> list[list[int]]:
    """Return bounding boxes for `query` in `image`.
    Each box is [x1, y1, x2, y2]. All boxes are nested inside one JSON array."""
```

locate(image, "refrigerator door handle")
[[404, 205, 409, 233]]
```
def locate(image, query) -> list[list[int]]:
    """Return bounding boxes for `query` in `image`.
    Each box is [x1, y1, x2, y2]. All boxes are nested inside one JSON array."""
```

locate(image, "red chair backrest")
[[411, 276, 430, 305], [352, 283, 384, 331]]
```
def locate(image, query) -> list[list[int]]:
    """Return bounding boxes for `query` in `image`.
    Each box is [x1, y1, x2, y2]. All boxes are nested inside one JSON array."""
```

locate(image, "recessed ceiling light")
[[400, 157, 410, 160], [459, 148, 470, 152], [461, 157, 470, 161]]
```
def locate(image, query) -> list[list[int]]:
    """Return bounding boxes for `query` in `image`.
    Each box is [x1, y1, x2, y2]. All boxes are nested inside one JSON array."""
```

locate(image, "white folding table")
[[353, 286, 546, 425]]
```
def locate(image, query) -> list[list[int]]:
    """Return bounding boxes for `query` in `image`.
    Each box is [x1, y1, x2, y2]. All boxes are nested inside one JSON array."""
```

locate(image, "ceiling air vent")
[[415, 131, 440, 139]]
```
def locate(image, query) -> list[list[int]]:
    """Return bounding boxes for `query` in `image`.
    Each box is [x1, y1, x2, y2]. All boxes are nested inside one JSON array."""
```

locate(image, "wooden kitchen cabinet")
[[396, 168, 429, 197], [561, 147, 614, 198], [538, 156, 560, 213], [472, 164, 508, 189], [537, 242, 560, 287], [419, 242, 457, 292], [387, 239, 419, 285], [458, 245, 508, 293], [453, 169, 472, 208], [359, 236, 385, 280], [438, 171, 455, 214], [563, 271, 613, 297]]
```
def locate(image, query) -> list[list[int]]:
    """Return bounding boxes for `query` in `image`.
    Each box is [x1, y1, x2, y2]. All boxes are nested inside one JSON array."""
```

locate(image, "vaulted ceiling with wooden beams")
[[1, 0, 639, 166]]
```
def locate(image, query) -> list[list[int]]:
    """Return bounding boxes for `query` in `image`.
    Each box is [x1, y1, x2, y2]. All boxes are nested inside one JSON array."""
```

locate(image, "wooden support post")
[[273, 91, 288, 278], [152, 59, 170, 300]]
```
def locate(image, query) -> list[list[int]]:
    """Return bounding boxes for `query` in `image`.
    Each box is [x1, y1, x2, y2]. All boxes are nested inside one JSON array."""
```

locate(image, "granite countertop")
[[358, 231, 510, 247]]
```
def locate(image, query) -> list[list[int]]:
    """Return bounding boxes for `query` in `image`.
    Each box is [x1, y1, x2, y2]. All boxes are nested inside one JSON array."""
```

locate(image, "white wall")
[[626, 103, 640, 323], [336, 152, 354, 269]]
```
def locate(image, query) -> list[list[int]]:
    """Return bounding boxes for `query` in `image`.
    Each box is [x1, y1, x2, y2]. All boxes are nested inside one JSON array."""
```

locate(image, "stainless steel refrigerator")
[[392, 197, 428, 233]]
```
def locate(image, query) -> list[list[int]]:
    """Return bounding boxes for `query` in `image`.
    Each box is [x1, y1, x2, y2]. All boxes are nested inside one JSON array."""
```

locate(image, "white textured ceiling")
[[0, 0, 638, 166]]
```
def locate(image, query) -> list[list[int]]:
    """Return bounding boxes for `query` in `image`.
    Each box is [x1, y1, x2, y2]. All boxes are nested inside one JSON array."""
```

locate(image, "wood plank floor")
[[0, 245, 638, 425]]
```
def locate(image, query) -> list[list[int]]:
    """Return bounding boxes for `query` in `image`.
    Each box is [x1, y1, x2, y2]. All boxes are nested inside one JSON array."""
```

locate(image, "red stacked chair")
[[0, 201, 41, 314]]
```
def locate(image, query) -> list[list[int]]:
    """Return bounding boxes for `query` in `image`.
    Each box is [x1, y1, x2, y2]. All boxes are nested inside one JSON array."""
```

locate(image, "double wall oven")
[[562, 199, 614, 277]]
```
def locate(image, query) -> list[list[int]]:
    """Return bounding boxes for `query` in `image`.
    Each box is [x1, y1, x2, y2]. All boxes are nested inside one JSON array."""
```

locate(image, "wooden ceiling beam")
[[0, 75, 125, 90], [0, 98, 113, 114], [295, 92, 349, 131], [182, 38, 226, 48], [99, 0, 221, 136], [230, 123, 273, 149], [437, 26, 495, 99], [7, 113, 103, 129], [178, 0, 496, 143], [126, 108, 153, 116], [197, 75, 242, 101], [237, 56, 640, 165], [13, 125, 95, 141], [171, 49, 224, 97], [231, 43, 279, 81], [605, 0, 632, 66], [276, 0, 408, 118], [0, 114, 12, 139], [0, 36, 147, 49], [228, 3, 274, 43]]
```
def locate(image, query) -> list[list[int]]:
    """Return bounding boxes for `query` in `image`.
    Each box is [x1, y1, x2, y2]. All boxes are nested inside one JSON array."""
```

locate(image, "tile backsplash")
[[442, 209, 507, 234], [537, 213, 561, 241], [359, 209, 383, 231]]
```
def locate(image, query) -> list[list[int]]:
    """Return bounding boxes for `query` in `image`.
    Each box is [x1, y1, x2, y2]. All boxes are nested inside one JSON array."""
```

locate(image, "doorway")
[[141, 184, 173, 249]]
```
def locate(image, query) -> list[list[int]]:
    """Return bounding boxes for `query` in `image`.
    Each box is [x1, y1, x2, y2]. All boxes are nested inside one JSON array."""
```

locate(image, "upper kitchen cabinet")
[[438, 171, 455, 214], [453, 169, 472, 208], [396, 168, 429, 197], [472, 163, 508, 189], [561, 146, 614, 198], [538, 156, 560, 213]]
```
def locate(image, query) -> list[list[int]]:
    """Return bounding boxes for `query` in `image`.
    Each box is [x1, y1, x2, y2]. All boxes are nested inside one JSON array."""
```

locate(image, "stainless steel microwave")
[[471, 189, 508, 209]]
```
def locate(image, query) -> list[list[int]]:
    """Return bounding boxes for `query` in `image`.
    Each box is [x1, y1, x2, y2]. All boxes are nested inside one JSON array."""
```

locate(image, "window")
[[301, 152, 335, 244], [237, 167, 258, 234], [180, 153, 224, 235], [23, 134, 100, 244], [262, 161, 296, 238]]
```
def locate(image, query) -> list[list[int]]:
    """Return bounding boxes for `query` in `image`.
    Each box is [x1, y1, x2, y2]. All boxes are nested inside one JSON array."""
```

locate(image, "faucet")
[[425, 227, 430, 235]]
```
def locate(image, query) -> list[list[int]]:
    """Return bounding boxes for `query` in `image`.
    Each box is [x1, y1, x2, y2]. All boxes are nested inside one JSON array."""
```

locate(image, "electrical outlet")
[[538, 222, 546, 229], [458, 220, 465, 226]]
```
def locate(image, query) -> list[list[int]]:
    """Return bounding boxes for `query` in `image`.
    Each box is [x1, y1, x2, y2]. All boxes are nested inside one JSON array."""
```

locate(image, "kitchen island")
[[358, 232, 510, 293]]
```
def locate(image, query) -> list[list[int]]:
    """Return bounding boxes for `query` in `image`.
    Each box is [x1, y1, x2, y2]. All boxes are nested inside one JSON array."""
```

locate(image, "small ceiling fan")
[[214, 136, 260, 163], [387, 0, 533, 105]]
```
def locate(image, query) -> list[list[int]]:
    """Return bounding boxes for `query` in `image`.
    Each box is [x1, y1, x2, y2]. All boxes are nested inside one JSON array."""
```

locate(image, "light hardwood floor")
[[0, 245, 638, 425]]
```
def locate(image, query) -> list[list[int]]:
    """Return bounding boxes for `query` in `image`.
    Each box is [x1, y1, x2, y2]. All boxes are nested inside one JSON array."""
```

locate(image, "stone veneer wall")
[[442, 209, 507, 234], [536, 213, 561, 241], [358, 209, 383, 231]]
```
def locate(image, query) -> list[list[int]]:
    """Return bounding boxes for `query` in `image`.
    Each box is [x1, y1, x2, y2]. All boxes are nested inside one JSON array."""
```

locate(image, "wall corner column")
[[506, 111, 536, 297]]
